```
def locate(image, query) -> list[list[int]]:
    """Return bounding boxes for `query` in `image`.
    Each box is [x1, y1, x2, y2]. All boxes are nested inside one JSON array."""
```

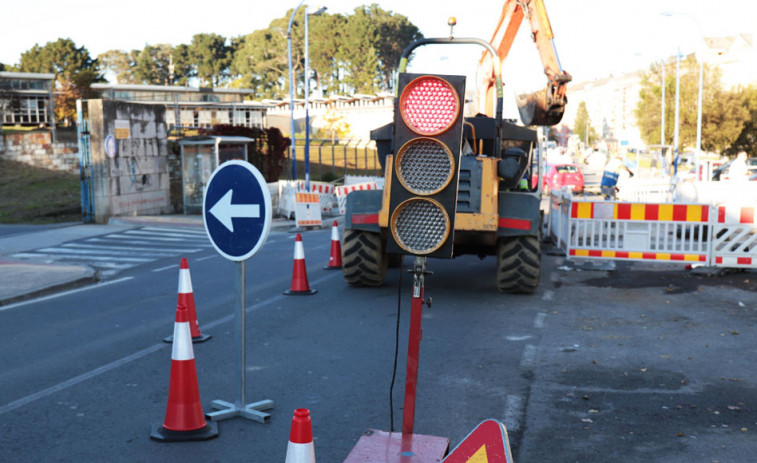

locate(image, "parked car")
[[712, 157, 757, 180], [539, 163, 584, 195]]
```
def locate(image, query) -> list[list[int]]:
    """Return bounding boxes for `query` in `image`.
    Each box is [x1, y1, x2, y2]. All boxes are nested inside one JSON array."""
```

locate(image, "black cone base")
[[283, 288, 318, 296], [150, 421, 219, 442], [163, 333, 212, 344]]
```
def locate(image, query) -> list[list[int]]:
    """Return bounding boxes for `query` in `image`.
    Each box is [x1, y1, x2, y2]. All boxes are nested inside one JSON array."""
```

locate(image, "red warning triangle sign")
[[442, 419, 513, 463]]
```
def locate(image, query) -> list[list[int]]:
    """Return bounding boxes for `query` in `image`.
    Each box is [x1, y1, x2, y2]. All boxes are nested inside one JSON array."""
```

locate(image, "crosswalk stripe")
[[85, 237, 212, 247], [62, 243, 203, 253], [36, 247, 177, 258], [122, 229, 208, 239], [13, 252, 152, 263], [104, 232, 211, 243], [141, 226, 207, 236]]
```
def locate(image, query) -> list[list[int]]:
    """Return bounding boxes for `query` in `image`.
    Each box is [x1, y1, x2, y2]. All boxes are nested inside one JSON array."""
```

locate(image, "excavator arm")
[[479, 0, 572, 126]]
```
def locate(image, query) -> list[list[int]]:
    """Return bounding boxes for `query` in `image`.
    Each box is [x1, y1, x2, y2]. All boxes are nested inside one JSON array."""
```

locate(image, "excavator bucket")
[[516, 86, 566, 127]]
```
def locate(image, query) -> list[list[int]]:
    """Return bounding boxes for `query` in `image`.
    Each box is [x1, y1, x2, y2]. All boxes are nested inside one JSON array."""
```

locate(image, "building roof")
[[0, 71, 55, 80], [178, 135, 256, 145], [91, 83, 255, 95]]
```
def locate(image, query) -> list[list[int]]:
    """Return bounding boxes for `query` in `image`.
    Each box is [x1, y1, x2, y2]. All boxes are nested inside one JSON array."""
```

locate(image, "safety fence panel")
[[547, 190, 572, 253], [617, 179, 674, 203], [335, 181, 380, 215], [564, 200, 711, 264], [278, 180, 339, 218], [549, 192, 757, 269], [711, 205, 757, 268]]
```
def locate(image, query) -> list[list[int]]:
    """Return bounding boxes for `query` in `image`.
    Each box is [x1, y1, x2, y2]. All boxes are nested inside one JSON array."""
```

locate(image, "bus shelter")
[[179, 135, 255, 213]]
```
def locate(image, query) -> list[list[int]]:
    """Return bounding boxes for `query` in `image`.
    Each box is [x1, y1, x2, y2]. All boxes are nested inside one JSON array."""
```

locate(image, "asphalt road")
[[0, 223, 755, 462]]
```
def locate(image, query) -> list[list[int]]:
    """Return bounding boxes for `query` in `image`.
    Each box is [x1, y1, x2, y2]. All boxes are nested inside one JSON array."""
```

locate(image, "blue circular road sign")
[[203, 160, 272, 261]]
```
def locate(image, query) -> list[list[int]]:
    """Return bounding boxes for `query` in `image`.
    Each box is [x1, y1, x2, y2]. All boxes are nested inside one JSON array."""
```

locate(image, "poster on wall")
[[115, 120, 130, 139]]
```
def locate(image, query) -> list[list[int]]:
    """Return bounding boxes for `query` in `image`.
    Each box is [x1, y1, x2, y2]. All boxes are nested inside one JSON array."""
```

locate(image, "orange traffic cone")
[[284, 234, 317, 295], [324, 221, 343, 270], [164, 258, 211, 343], [285, 409, 316, 463], [151, 303, 218, 441]]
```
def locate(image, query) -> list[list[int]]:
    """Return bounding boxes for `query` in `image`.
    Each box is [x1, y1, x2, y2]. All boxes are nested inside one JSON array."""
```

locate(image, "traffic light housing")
[[386, 73, 466, 259]]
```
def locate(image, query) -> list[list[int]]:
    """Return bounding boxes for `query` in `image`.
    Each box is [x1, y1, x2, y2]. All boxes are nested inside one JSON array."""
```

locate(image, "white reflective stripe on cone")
[[331, 225, 339, 241], [285, 442, 315, 463], [178, 269, 193, 293], [294, 242, 305, 260], [171, 322, 194, 361]]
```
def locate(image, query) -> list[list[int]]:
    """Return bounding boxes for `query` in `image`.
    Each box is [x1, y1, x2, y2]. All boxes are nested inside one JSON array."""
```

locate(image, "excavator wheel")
[[516, 87, 565, 127], [496, 235, 541, 294], [342, 229, 388, 287]]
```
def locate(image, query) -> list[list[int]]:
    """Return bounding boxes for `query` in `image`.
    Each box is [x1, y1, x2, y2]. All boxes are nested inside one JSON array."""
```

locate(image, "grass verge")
[[0, 159, 81, 224]]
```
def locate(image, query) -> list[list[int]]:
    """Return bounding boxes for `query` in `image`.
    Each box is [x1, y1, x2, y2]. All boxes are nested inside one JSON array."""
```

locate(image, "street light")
[[304, 5, 327, 192], [661, 11, 705, 180], [288, 0, 306, 182]]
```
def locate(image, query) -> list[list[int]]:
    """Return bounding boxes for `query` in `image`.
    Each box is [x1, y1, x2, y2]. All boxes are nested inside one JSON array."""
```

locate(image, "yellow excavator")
[[344, 0, 571, 293], [478, 0, 572, 126]]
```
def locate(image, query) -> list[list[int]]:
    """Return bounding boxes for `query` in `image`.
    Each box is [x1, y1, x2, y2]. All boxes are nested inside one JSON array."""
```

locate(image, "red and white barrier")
[[712, 205, 757, 268], [549, 190, 757, 269], [335, 181, 379, 215]]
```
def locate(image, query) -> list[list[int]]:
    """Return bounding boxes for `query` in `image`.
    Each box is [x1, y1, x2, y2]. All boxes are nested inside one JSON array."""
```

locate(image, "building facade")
[[91, 83, 268, 132], [0, 71, 55, 128]]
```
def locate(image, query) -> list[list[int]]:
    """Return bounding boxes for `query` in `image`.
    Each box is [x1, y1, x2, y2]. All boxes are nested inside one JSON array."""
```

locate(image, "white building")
[[561, 33, 756, 150]]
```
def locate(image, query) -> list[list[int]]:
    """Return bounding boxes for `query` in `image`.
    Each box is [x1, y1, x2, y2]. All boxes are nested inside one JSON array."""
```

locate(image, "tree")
[[99, 49, 140, 84], [230, 26, 290, 98], [364, 4, 422, 90], [171, 44, 195, 86], [573, 101, 598, 145], [318, 109, 351, 142], [19, 38, 103, 124], [189, 33, 231, 87], [131, 44, 174, 85], [725, 85, 757, 157], [229, 5, 422, 98], [635, 56, 748, 154], [339, 7, 381, 94], [308, 12, 347, 96]]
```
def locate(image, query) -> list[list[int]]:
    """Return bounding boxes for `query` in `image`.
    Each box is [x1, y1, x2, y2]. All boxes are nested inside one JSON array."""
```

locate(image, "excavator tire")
[[496, 235, 541, 294], [342, 229, 388, 287]]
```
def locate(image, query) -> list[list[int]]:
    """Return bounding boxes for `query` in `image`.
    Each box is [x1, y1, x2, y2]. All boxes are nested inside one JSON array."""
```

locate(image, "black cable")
[[389, 259, 403, 432]]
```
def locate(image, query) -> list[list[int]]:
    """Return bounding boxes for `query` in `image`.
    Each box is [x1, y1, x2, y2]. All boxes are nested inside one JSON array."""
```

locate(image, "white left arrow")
[[208, 189, 260, 233]]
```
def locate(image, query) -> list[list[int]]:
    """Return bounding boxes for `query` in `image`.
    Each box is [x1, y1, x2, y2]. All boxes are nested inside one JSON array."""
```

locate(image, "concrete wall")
[[0, 132, 79, 172], [88, 100, 171, 223]]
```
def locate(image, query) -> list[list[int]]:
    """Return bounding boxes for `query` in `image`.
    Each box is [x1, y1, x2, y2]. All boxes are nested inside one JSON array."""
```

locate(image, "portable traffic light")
[[386, 73, 466, 259]]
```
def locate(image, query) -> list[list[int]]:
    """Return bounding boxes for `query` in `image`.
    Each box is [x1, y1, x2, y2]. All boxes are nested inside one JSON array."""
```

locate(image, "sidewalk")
[[0, 214, 326, 307]]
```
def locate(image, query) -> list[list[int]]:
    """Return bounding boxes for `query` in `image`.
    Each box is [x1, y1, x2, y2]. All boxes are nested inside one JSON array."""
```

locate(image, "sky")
[[2, 0, 755, 89]]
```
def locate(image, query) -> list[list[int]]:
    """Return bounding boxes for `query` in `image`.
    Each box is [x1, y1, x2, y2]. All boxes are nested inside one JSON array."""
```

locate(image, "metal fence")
[[285, 138, 382, 180]]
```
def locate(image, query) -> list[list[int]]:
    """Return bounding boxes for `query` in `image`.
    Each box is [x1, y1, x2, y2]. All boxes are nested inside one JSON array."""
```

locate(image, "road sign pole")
[[203, 160, 274, 424], [236, 261, 246, 408], [206, 260, 273, 423]]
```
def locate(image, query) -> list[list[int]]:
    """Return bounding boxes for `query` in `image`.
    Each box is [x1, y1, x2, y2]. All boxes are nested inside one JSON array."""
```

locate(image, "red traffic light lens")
[[400, 76, 460, 136]]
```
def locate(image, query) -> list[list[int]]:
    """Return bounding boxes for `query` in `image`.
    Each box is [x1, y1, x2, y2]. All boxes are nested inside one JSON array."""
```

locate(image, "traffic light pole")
[[402, 256, 429, 434]]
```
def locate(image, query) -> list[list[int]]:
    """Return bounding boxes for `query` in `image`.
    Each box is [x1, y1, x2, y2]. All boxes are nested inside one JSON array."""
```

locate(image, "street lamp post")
[[673, 48, 681, 178], [662, 11, 705, 180], [288, 0, 306, 182], [304, 6, 327, 192], [660, 60, 665, 149]]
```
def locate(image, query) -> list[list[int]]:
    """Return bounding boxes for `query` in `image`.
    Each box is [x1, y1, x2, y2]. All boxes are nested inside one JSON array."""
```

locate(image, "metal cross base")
[[206, 399, 274, 423]]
